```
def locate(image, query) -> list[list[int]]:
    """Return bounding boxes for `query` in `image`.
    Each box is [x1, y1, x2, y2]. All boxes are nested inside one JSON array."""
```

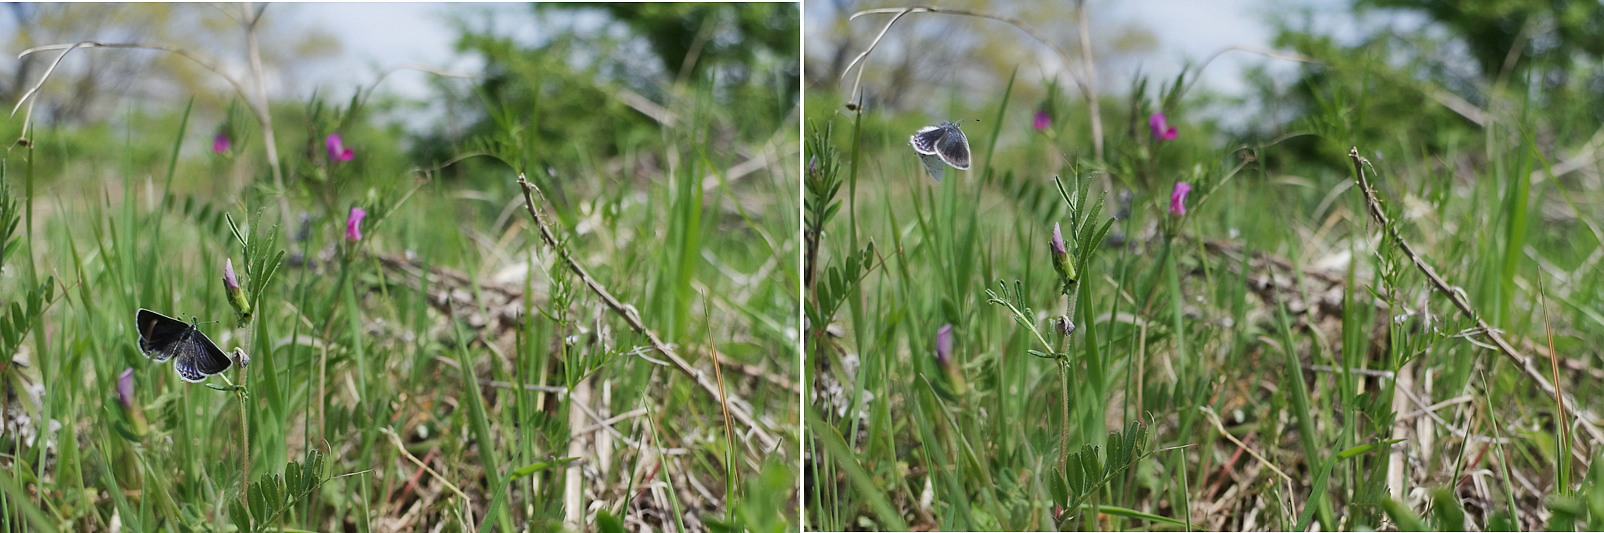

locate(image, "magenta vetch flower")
[[346, 207, 367, 241], [325, 133, 355, 162], [212, 133, 231, 154], [934, 324, 966, 395], [1056, 316, 1076, 337], [1170, 182, 1192, 216], [1149, 113, 1178, 141], [1050, 222, 1077, 291], [1033, 109, 1051, 131], [224, 256, 251, 322], [116, 368, 135, 409], [1050, 222, 1067, 255], [223, 258, 240, 290]]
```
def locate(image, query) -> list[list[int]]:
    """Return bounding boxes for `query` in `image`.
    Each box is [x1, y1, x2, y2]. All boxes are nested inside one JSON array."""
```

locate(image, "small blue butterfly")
[[909, 121, 971, 182], [136, 309, 231, 382]]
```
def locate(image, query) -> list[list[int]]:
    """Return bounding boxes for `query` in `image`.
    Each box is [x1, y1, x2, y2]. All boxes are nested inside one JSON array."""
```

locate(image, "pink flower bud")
[[935, 324, 954, 368], [116, 368, 135, 409], [326, 133, 355, 162], [1149, 113, 1178, 141], [223, 258, 240, 290], [346, 207, 367, 241], [1170, 182, 1192, 216]]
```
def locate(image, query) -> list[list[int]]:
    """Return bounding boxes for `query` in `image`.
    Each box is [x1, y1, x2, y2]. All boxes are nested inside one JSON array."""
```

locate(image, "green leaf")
[[509, 457, 579, 480], [248, 483, 269, 523], [1079, 445, 1102, 483], [1337, 438, 1405, 459], [1090, 504, 1187, 527], [596, 509, 627, 533], [1380, 498, 1427, 532], [230, 499, 253, 533], [1048, 468, 1070, 505], [1064, 456, 1085, 496], [1428, 487, 1466, 532]]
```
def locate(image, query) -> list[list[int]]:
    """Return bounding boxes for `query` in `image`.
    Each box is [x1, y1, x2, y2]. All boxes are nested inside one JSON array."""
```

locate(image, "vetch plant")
[[344, 207, 366, 242], [1149, 112, 1178, 141], [223, 257, 251, 323], [932, 323, 965, 397], [986, 173, 1118, 513], [1050, 221, 1076, 294], [1169, 182, 1191, 216], [325, 133, 354, 162], [115, 368, 149, 438]]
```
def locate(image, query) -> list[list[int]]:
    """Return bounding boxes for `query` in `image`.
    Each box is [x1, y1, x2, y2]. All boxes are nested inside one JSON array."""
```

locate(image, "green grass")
[[0, 69, 799, 531], [803, 57, 1604, 531]]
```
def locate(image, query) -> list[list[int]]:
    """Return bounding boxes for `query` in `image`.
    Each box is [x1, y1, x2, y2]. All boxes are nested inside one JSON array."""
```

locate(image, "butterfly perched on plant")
[[135, 309, 232, 382], [909, 121, 972, 182]]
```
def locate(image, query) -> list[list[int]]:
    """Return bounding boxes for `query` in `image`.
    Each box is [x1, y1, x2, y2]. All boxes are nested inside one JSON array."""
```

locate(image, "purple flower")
[[1050, 222, 1067, 255], [1170, 182, 1192, 216], [1056, 316, 1076, 337], [346, 207, 367, 241], [224, 257, 251, 322], [325, 133, 355, 162], [212, 133, 231, 154], [223, 258, 240, 290], [116, 368, 135, 409], [1149, 113, 1178, 141], [1050, 222, 1076, 291], [1033, 109, 1051, 131], [934, 324, 966, 395]]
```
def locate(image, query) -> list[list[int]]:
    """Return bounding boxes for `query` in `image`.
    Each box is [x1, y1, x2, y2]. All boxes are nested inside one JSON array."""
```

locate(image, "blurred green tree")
[[1360, 0, 1604, 81], [1241, 0, 1604, 169], [411, 4, 798, 184]]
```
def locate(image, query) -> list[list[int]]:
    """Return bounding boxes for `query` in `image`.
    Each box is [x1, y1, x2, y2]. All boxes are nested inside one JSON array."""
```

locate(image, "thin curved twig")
[[13, 41, 255, 137], [357, 64, 483, 111], [1181, 45, 1320, 97]]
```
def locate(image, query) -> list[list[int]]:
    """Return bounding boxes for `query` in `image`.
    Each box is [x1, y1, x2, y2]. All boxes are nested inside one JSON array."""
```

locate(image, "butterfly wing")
[[935, 123, 971, 170], [136, 309, 188, 363], [918, 153, 946, 182], [135, 308, 232, 381], [172, 328, 231, 382], [909, 125, 945, 155]]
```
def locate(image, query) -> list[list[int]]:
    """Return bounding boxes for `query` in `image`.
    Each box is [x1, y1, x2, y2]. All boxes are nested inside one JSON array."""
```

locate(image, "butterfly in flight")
[[135, 309, 232, 382], [909, 121, 972, 182]]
